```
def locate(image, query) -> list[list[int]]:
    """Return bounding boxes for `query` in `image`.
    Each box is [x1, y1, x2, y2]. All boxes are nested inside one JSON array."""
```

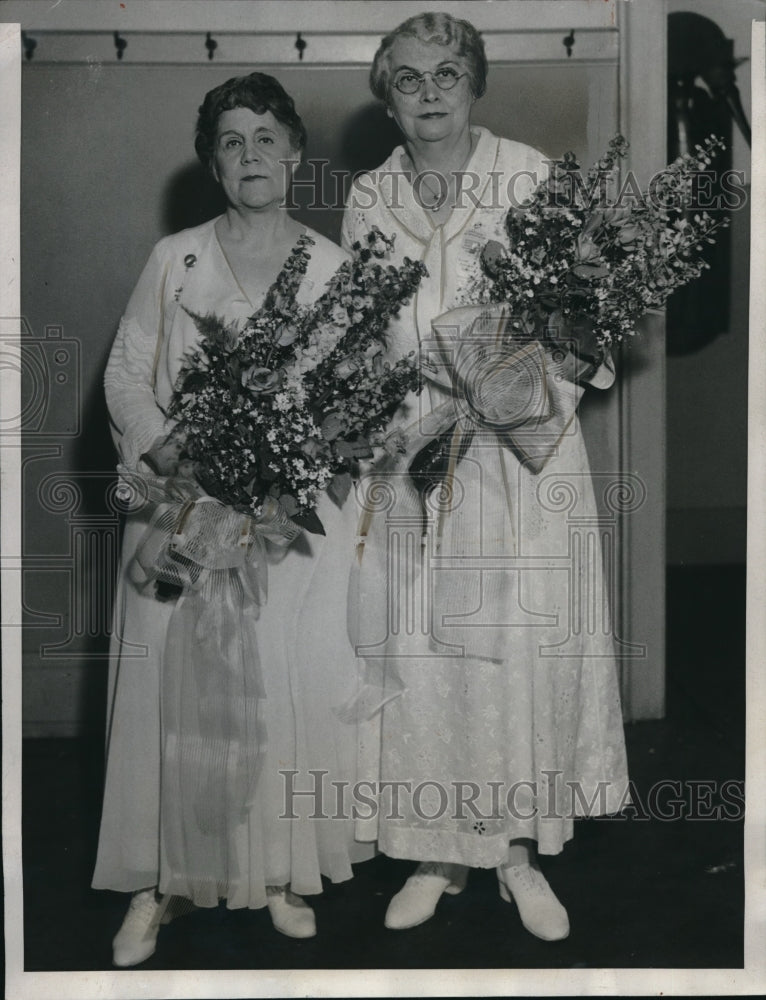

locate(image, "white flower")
[[273, 391, 294, 413]]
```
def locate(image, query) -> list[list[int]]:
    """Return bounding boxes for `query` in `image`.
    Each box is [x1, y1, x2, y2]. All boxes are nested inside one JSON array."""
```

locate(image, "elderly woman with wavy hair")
[[92, 71, 372, 966], [343, 12, 629, 942]]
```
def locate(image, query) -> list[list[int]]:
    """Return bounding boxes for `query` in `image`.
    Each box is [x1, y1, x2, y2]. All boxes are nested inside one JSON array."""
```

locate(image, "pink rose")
[[241, 366, 283, 394], [481, 239, 506, 276]]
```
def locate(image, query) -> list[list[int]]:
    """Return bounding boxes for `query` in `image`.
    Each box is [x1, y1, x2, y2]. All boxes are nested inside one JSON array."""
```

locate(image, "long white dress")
[[341, 127, 630, 865], [92, 218, 372, 908]]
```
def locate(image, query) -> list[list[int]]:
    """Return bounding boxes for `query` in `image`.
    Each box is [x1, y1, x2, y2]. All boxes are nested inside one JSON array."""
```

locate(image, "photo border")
[[2, 4, 765, 997]]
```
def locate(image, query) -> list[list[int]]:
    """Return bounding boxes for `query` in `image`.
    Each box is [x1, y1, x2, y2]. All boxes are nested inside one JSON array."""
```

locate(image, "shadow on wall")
[[338, 101, 403, 176], [161, 161, 228, 235], [72, 350, 118, 499], [294, 102, 401, 241], [69, 355, 122, 733]]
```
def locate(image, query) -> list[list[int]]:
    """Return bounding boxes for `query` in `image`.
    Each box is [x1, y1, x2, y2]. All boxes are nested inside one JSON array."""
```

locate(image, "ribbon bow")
[[119, 467, 300, 899], [420, 304, 584, 478]]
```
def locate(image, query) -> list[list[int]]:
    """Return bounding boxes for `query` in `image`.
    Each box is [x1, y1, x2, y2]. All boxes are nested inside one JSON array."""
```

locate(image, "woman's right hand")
[[140, 434, 183, 476], [546, 311, 603, 366]]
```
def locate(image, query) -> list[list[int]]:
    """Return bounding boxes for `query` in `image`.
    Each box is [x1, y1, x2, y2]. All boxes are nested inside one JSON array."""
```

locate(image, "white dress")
[[341, 127, 630, 864], [92, 219, 372, 908]]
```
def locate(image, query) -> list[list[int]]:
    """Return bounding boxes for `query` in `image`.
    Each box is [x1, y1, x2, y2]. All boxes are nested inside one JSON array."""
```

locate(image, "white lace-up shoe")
[[266, 886, 316, 939], [112, 888, 171, 967], [112, 889, 196, 967], [497, 863, 570, 941], [384, 861, 469, 930]]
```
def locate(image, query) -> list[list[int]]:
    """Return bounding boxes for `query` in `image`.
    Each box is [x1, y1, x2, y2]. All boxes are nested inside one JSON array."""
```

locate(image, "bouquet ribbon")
[[119, 466, 300, 900], [339, 304, 586, 722], [421, 304, 586, 475]]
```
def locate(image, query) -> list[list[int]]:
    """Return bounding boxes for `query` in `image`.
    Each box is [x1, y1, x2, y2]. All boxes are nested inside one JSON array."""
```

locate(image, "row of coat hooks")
[[20, 29, 310, 61], [21, 28, 572, 63]]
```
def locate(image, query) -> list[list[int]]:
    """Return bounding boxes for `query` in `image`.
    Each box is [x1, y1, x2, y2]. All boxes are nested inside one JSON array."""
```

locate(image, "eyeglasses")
[[392, 67, 467, 95]]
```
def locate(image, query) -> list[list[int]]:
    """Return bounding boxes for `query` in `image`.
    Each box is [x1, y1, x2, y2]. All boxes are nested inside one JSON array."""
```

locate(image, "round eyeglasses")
[[392, 67, 467, 95]]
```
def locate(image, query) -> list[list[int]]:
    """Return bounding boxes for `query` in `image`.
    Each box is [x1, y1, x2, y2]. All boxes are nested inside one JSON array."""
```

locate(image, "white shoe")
[[385, 862, 468, 930], [497, 863, 570, 941], [112, 888, 169, 967], [112, 889, 196, 967], [266, 886, 316, 939]]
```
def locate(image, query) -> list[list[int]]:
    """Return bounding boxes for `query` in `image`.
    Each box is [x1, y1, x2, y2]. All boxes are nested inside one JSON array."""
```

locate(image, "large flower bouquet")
[[475, 134, 729, 363], [167, 228, 425, 535], [404, 135, 729, 484]]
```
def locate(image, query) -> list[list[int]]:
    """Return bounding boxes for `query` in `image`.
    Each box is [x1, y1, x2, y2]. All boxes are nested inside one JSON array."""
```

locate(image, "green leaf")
[[321, 412, 345, 441], [291, 509, 326, 536], [327, 471, 353, 507], [572, 262, 610, 280]]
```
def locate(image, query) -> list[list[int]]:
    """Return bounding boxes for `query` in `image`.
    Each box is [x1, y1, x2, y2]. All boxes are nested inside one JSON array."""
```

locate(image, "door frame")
[[616, 0, 667, 720]]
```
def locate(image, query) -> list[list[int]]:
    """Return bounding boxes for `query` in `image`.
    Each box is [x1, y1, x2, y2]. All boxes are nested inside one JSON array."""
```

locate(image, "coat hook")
[[205, 32, 217, 61], [563, 29, 575, 58], [295, 32, 307, 61], [22, 31, 37, 61], [113, 31, 127, 60]]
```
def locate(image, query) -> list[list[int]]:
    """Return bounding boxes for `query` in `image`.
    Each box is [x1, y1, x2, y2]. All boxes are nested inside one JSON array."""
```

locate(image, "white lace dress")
[[341, 127, 630, 865], [92, 219, 372, 908]]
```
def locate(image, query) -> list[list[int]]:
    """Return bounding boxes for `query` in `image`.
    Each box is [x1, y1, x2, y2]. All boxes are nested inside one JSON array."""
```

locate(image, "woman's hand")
[[545, 311, 604, 382], [141, 434, 183, 476], [546, 311, 601, 362]]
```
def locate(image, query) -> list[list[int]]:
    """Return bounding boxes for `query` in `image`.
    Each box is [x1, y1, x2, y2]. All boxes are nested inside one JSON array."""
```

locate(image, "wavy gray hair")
[[369, 12, 488, 102]]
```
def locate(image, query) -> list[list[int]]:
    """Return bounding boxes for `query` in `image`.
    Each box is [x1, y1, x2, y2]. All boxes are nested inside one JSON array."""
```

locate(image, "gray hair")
[[369, 12, 488, 102]]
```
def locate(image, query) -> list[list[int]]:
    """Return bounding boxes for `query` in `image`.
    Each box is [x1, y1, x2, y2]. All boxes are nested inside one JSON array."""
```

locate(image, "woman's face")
[[385, 36, 474, 148], [212, 107, 298, 212]]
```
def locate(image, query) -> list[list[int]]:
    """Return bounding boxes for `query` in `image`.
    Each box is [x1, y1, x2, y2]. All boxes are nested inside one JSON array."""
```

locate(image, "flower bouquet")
[[123, 226, 426, 608], [167, 228, 425, 536], [408, 135, 729, 481], [475, 133, 729, 365]]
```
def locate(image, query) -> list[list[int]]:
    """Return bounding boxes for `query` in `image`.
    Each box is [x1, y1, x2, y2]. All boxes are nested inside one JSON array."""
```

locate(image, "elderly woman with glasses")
[[342, 12, 629, 942]]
